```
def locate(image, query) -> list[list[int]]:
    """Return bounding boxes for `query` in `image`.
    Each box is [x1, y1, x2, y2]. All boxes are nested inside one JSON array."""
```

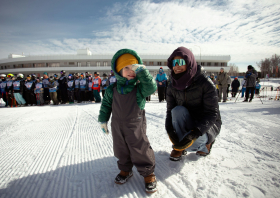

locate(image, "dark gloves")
[[185, 128, 202, 141], [172, 128, 201, 151]]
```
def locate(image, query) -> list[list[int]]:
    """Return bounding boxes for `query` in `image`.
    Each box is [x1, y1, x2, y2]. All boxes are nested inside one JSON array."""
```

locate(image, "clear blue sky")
[[1, 0, 280, 72]]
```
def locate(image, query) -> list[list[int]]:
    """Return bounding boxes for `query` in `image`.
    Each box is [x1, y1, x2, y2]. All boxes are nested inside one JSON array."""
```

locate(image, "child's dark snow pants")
[[111, 87, 155, 177]]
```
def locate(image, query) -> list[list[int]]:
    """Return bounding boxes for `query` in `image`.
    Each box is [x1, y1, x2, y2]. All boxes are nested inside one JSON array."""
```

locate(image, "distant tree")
[[270, 54, 280, 77], [256, 54, 279, 78], [228, 63, 239, 76]]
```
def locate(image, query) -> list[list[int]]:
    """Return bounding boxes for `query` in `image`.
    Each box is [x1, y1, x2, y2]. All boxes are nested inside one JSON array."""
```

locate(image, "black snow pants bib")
[[111, 87, 155, 177]]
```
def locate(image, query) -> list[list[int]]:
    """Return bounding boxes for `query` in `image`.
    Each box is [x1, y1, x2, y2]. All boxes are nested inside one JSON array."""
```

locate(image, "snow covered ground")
[[0, 95, 280, 198]]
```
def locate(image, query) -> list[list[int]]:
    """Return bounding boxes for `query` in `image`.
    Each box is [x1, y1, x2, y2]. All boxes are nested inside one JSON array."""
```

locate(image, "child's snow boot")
[[114, 170, 133, 184], [144, 173, 157, 193]]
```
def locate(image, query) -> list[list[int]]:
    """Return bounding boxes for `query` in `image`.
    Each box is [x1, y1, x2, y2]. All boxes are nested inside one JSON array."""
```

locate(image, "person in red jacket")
[[92, 72, 102, 103]]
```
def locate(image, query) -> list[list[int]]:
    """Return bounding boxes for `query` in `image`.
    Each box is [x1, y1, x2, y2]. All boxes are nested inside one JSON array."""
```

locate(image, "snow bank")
[[0, 96, 280, 198]]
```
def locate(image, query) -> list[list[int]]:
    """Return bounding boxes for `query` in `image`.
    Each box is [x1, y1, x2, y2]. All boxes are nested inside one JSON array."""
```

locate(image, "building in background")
[[0, 48, 231, 77]]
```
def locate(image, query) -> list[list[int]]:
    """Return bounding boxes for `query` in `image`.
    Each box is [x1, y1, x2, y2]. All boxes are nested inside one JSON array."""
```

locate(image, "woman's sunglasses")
[[172, 59, 186, 67]]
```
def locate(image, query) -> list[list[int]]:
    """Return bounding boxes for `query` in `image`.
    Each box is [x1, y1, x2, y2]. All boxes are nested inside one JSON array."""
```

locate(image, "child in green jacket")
[[98, 49, 157, 193]]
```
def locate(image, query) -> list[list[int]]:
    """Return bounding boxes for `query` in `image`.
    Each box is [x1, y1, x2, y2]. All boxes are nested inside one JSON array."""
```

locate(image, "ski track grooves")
[[52, 106, 79, 170], [2, 100, 280, 198]]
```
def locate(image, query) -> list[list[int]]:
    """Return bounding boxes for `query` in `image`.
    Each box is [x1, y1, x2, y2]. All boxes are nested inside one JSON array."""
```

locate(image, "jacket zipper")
[[121, 80, 129, 94]]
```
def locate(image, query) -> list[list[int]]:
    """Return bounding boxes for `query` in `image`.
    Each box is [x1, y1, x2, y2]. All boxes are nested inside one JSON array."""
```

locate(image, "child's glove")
[[100, 122, 109, 134], [131, 64, 146, 74]]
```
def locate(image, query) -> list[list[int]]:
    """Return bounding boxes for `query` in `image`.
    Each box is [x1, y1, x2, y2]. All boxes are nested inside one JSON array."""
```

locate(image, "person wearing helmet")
[[74, 73, 80, 103], [24, 75, 36, 106], [6, 74, 14, 107], [42, 72, 51, 105], [6, 74, 17, 107], [30, 74, 37, 104], [58, 70, 68, 104], [31, 74, 36, 82], [48, 76, 59, 105], [34, 77, 44, 105], [54, 74, 61, 104], [92, 72, 102, 103], [79, 73, 88, 102], [67, 74, 75, 104], [87, 75, 94, 102], [85, 72, 89, 79], [0, 74, 8, 106], [101, 73, 109, 98], [13, 73, 26, 107]]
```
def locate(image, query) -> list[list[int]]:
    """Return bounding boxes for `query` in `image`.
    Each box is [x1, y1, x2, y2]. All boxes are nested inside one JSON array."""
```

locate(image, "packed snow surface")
[[0, 96, 280, 198]]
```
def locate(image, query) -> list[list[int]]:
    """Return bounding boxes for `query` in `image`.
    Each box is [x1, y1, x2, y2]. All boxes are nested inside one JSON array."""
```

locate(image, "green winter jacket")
[[98, 49, 157, 122]]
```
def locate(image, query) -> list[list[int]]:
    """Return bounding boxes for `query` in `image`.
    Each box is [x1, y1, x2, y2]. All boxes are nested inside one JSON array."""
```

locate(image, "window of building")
[[50, 63, 60, 67], [143, 61, 147, 65], [5, 66, 7, 69], [64, 62, 67, 65], [23, 64, 30, 68], [207, 62, 211, 66], [1, 66, 3, 69], [157, 62, 162, 66], [215, 62, 219, 66], [201, 62, 205, 66], [87, 62, 90, 67], [149, 62, 154, 66], [104, 62, 108, 67], [13, 65, 16, 68], [221, 62, 225, 66], [164, 62, 167, 65], [77, 62, 81, 67], [35, 63, 44, 67], [97, 62, 100, 67], [69, 62, 75, 65]]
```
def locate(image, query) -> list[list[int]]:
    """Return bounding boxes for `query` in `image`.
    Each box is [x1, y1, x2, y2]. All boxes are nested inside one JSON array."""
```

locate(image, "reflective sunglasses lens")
[[172, 59, 185, 67], [172, 59, 179, 67]]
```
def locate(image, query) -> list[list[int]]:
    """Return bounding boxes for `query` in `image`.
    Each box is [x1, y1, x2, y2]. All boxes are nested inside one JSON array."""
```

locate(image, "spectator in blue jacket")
[[101, 73, 108, 97], [155, 67, 167, 102], [79, 73, 88, 102]]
